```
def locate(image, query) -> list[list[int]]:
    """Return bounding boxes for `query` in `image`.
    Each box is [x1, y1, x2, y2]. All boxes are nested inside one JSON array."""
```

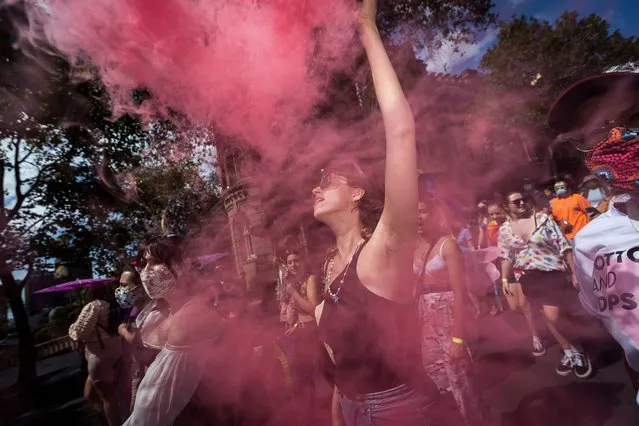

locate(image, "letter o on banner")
[[627, 247, 639, 263]]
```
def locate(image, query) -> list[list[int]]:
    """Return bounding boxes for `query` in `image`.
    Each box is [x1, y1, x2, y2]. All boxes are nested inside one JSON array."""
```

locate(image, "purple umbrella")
[[197, 253, 229, 266], [34, 278, 117, 294]]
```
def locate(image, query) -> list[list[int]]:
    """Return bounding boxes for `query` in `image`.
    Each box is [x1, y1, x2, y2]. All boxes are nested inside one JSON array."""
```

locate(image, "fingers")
[[502, 284, 512, 297]]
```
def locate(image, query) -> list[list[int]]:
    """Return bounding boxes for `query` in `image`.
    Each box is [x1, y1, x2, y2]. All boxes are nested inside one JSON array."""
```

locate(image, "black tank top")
[[318, 244, 436, 399]]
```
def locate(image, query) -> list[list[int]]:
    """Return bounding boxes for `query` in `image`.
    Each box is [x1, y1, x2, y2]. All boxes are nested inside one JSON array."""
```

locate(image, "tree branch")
[[18, 262, 35, 291], [6, 163, 52, 224], [18, 144, 38, 165], [13, 138, 23, 209], [0, 158, 5, 232], [16, 210, 50, 238]]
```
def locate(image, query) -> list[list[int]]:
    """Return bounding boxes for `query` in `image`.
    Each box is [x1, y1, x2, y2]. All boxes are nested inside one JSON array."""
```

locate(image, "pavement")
[[472, 309, 639, 426], [0, 309, 637, 426]]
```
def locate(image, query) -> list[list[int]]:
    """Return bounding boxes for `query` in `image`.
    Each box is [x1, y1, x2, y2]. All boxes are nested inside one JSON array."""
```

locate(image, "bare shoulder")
[[440, 236, 461, 257], [168, 299, 224, 347], [357, 230, 415, 302]]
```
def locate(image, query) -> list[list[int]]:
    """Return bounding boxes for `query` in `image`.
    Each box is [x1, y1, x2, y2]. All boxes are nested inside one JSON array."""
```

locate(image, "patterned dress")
[[416, 238, 487, 425]]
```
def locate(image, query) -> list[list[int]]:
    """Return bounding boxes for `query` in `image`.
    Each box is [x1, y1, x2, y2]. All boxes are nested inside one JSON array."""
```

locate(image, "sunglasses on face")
[[319, 162, 366, 189], [318, 173, 341, 190], [509, 198, 528, 207]]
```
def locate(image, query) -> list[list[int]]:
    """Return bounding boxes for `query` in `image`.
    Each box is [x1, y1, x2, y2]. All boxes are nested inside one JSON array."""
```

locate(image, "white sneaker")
[[556, 350, 573, 376]]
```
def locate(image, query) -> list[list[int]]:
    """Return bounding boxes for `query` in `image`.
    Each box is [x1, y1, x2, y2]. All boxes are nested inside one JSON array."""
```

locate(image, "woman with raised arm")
[[312, 1, 439, 425]]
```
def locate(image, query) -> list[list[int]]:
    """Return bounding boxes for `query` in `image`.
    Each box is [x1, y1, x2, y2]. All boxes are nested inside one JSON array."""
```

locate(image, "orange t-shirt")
[[550, 194, 591, 239], [486, 221, 500, 246]]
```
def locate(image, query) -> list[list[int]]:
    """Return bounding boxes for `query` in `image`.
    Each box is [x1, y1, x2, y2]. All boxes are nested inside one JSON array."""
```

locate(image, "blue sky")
[[499, 0, 638, 36], [422, 0, 639, 73]]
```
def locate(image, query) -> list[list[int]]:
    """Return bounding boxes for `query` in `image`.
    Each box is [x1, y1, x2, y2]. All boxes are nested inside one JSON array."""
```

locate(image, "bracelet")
[[451, 337, 464, 345], [501, 277, 509, 284]]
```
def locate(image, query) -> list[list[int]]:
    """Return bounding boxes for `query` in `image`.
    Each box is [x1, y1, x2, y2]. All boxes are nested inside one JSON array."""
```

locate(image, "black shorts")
[[518, 270, 574, 308]]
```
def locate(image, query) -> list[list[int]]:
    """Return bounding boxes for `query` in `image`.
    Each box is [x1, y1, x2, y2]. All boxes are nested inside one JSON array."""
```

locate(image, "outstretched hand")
[[357, 0, 378, 29]]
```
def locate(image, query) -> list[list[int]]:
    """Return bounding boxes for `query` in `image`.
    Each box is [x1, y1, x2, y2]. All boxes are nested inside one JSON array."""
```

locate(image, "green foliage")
[[0, 4, 222, 277], [378, 0, 496, 49], [479, 12, 639, 133]]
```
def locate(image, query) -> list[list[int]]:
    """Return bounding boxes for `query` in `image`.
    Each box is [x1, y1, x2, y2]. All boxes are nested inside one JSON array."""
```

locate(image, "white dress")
[[123, 339, 217, 426]]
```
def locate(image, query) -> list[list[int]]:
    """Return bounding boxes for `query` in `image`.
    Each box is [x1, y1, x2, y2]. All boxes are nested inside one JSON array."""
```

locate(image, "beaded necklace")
[[325, 239, 365, 304]]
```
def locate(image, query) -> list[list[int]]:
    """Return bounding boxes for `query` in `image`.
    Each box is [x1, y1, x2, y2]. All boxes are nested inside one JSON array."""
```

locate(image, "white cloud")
[[416, 28, 498, 74], [509, 0, 529, 6]]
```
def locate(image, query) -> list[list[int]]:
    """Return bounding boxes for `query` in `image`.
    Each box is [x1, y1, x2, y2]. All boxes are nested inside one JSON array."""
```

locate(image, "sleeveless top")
[[318, 243, 436, 399], [414, 238, 453, 294]]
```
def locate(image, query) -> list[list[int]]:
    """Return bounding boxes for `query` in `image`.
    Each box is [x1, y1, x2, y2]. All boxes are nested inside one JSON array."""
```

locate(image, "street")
[[1, 309, 638, 425]]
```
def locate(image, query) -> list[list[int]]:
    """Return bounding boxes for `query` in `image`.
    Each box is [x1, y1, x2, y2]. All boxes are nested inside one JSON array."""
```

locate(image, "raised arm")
[[359, 0, 417, 242]]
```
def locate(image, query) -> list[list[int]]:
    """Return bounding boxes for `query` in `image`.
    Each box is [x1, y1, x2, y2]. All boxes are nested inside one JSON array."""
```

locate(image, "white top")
[[123, 338, 218, 426], [135, 301, 168, 349], [573, 196, 639, 381]]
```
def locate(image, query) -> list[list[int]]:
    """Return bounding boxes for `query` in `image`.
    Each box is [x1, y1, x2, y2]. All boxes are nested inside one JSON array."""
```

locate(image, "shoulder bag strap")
[[416, 240, 438, 298]]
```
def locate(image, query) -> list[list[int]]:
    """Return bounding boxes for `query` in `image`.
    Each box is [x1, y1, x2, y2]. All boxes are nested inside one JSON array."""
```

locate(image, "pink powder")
[[24, 0, 357, 152]]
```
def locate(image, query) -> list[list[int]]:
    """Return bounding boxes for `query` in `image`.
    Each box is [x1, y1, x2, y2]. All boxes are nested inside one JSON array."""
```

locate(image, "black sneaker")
[[571, 349, 593, 379], [556, 350, 573, 376]]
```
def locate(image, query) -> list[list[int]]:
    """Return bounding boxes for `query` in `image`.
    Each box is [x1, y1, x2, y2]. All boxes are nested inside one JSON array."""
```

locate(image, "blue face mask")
[[115, 287, 138, 309], [555, 187, 567, 196]]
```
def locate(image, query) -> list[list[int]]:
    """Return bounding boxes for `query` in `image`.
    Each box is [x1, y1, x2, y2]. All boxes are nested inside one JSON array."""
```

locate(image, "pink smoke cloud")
[[22, 0, 358, 153]]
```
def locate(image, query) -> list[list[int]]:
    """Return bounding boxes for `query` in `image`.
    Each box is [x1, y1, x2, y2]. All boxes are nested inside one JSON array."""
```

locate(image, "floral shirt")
[[498, 213, 571, 272]]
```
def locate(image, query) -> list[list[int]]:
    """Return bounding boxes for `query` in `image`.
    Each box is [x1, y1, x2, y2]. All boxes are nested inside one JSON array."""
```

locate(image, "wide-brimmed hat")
[[548, 63, 639, 133], [581, 174, 599, 184]]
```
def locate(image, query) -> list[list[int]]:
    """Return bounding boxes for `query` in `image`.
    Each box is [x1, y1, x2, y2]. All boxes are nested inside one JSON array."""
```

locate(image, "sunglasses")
[[509, 198, 528, 207], [318, 171, 366, 191], [318, 161, 367, 189], [318, 173, 341, 190]]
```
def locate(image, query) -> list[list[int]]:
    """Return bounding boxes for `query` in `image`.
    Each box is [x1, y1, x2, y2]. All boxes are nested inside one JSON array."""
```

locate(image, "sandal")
[[489, 304, 499, 316]]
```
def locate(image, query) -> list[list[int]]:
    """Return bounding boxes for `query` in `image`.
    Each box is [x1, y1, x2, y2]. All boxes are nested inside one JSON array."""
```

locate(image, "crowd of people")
[[63, 1, 639, 425]]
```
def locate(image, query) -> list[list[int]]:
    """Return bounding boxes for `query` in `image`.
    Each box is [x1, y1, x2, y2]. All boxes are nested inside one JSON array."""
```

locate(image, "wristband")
[[501, 277, 509, 284], [451, 337, 464, 345]]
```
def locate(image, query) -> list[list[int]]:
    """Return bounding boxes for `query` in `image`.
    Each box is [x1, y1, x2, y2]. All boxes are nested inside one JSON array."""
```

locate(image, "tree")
[[479, 12, 639, 144], [0, 3, 216, 383], [0, 63, 148, 385], [378, 0, 496, 50]]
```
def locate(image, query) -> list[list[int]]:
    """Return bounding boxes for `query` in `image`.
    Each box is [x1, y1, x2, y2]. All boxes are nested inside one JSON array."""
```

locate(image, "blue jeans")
[[338, 384, 438, 426]]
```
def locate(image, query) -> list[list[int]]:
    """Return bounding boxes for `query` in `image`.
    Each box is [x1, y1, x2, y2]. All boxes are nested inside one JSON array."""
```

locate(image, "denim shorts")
[[338, 384, 439, 426]]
